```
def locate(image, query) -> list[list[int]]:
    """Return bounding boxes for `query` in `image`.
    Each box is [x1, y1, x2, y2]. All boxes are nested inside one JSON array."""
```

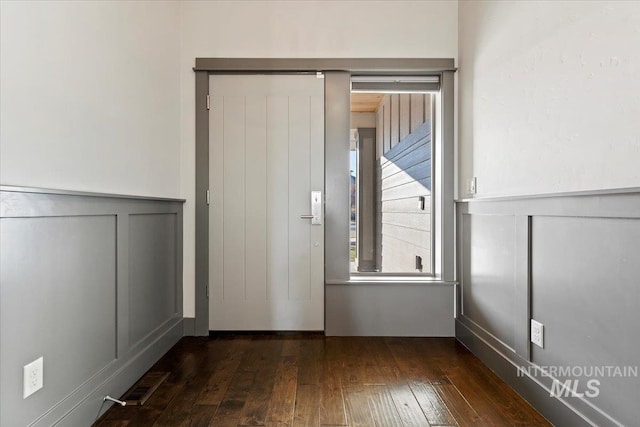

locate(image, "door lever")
[[300, 191, 322, 225]]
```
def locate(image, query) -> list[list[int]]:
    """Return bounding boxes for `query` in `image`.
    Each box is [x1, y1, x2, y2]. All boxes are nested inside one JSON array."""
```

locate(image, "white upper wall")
[[458, 1, 640, 198], [179, 0, 459, 316], [0, 1, 181, 198], [180, 0, 458, 59]]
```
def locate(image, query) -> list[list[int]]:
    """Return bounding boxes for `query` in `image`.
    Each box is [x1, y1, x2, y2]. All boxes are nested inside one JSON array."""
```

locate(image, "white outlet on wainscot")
[[23, 357, 44, 398], [531, 320, 544, 348]]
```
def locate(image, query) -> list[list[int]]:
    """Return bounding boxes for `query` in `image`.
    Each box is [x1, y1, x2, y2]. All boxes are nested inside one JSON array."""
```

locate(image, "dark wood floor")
[[94, 336, 550, 427]]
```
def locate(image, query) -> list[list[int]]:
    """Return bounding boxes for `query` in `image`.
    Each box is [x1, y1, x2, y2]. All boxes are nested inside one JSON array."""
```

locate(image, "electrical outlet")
[[469, 177, 477, 194], [23, 357, 43, 398], [531, 320, 544, 348]]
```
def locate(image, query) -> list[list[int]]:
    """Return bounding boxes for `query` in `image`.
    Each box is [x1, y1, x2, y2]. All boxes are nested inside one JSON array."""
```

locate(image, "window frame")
[[193, 59, 456, 335], [349, 85, 438, 277]]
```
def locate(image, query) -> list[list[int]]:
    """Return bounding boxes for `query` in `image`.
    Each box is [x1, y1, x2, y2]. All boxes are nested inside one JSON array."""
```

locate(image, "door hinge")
[[206, 94, 211, 110], [206, 284, 209, 299], [206, 189, 210, 205]]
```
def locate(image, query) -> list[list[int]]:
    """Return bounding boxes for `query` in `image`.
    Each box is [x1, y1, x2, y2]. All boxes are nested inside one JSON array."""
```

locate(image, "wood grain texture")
[[350, 93, 384, 113], [366, 385, 404, 427], [237, 339, 283, 426], [265, 356, 299, 425], [293, 384, 320, 427], [94, 336, 550, 427], [319, 339, 347, 426]]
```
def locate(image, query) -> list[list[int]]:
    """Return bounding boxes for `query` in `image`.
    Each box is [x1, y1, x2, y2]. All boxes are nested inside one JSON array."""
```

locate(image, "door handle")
[[300, 191, 322, 225]]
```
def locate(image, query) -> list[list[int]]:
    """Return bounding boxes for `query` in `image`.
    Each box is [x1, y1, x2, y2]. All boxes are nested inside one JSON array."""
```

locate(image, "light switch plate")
[[469, 177, 477, 194], [23, 357, 44, 398]]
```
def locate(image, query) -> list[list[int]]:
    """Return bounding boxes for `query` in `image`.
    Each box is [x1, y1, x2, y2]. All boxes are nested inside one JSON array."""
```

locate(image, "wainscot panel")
[[0, 186, 184, 427], [456, 188, 640, 427], [326, 282, 455, 336]]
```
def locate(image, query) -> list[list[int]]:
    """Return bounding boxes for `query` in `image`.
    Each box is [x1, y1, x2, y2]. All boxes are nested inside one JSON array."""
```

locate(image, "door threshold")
[[209, 330, 325, 337]]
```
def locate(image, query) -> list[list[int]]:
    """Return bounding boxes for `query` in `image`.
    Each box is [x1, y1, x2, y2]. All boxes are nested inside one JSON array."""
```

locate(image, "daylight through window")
[[350, 80, 436, 275]]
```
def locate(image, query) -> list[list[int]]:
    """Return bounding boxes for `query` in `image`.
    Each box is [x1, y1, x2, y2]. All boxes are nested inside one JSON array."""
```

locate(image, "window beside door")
[[350, 81, 436, 275]]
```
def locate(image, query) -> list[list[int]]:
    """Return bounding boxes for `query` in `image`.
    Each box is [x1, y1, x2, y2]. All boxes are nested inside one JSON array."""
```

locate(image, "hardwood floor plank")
[[342, 338, 385, 387], [265, 355, 299, 425], [409, 380, 457, 426], [281, 337, 301, 357], [386, 385, 431, 427], [462, 355, 550, 425], [297, 338, 324, 385], [95, 421, 130, 427], [343, 387, 376, 427], [124, 382, 182, 426], [152, 379, 205, 426], [195, 339, 247, 405], [385, 338, 448, 384], [188, 405, 217, 427], [432, 383, 482, 427], [238, 339, 283, 426], [94, 336, 549, 427], [366, 338, 408, 382], [319, 357, 347, 426], [238, 337, 277, 372], [339, 338, 364, 387], [99, 404, 139, 423], [152, 339, 237, 427], [366, 385, 404, 427], [367, 339, 430, 427], [293, 384, 320, 427], [208, 370, 256, 426], [442, 369, 514, 425]]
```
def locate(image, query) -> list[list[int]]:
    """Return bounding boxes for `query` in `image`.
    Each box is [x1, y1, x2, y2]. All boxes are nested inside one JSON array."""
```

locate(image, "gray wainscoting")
[[0, 186, 184, 427], [456, 189, 640, 427], [326, 282, 455, 337]]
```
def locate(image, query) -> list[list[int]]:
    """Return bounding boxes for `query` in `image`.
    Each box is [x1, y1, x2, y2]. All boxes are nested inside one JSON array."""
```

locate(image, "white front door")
[[208, 74, 325, 331]]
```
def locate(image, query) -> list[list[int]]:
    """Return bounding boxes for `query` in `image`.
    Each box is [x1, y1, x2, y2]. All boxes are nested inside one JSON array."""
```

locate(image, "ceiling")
[[351, 93, 384, 113]]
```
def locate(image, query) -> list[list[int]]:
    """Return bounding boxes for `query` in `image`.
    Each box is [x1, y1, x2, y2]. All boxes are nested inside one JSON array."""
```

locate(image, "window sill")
[[326, 277, 457, 286]]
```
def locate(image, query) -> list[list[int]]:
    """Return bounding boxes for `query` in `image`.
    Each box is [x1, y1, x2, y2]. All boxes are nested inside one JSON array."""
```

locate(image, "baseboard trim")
[[183, 317, 196, 336], [456, 319, 624, 427], [33, 318, 183, 427]]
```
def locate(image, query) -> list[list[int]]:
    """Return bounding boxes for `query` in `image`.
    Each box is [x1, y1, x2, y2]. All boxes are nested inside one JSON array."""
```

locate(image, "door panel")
[[209, 75, 325, 330]]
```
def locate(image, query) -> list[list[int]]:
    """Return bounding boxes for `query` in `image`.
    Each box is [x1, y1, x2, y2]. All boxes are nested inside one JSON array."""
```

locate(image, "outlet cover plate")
[[531, 320, 544, 348], [23, 357, 43, 398]]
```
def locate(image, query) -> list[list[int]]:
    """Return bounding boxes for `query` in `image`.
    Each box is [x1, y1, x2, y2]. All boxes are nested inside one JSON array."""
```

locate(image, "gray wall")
[[0, 187, 184, 427], [324, 72, 352, 284], [456, 189, 640, 426], [356, 128, 377, 271], [326, 283, 454, 336]]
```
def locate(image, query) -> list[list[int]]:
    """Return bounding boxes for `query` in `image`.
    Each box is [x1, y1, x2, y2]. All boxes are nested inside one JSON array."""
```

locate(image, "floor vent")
[[122, 371, 170, 406]]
